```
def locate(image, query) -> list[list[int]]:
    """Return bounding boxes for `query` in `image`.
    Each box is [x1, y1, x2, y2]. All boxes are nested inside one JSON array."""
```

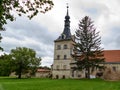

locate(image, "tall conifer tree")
[[72, 16, 104, 79]]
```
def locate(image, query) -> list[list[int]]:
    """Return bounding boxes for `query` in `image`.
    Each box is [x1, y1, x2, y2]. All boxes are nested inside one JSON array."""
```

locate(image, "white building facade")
[[52, 6, 76, 79]]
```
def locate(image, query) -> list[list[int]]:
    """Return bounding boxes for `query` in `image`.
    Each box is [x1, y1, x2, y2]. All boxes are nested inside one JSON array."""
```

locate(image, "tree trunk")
[[86, 67, 90, 79], [18, 72, 21, 79], [87, 67, 90, 79], [18, 62, 22, 79]]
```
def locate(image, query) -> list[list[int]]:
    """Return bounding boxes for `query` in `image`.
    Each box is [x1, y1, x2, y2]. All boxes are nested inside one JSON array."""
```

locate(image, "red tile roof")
[[37, 69, 50, 72], [104, 50, 120, 62]]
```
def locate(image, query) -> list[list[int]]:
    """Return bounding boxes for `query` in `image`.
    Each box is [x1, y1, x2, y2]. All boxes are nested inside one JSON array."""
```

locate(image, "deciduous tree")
[[0, 0, 54, 30], [0, 54, 12, 76], [0, 34, 3, 51], [10, 47, 41, 79]]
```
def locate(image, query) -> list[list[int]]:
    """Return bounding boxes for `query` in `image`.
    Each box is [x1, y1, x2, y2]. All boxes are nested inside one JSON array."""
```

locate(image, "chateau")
[[52, 6, 120, 79]]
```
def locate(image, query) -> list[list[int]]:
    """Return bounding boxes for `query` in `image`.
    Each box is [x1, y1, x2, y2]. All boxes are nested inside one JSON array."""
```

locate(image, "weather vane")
[[66, 3, 69, 8]]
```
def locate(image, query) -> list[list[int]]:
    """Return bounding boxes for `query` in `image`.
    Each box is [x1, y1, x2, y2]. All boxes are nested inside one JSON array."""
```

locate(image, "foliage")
[[39, 66, 51, 70], [0, 33, 3, 51], [0, 78, 120, 90], [0, 54, 12, 76], [10, 47, 41, 78], [72, 16, 104, 79], [0, 0, 54, 30]]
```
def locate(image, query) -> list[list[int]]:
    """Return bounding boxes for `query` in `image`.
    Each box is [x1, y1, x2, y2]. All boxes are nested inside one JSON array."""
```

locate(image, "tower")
[[52, 5, 74, 79]]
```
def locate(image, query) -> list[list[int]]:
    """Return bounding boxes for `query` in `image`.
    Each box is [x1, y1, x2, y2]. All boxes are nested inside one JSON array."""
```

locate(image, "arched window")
[[64, 44, 67, 49], [57, 55, 60, 60], [64, 55, 67, 60]]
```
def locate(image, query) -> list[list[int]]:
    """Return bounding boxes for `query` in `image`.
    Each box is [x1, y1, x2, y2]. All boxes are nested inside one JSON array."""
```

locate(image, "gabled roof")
[[104, 50, 120, 62]]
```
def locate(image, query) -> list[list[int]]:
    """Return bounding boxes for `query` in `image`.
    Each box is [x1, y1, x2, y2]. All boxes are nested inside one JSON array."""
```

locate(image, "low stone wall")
[[103, 67, 120, 81]]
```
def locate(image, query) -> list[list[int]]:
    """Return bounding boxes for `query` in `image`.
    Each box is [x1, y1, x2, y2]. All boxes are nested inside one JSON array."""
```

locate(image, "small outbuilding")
[[35, 69, 51, 78]]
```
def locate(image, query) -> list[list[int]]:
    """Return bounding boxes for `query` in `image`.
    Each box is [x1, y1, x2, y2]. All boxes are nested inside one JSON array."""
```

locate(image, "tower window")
[[57, 45, 61, 50], [56, 65, 59, 70], [64, 44, 67, 49], [57, 55, 60, 60], [63, 65, 67, 70], [64, 55, 67, 60]]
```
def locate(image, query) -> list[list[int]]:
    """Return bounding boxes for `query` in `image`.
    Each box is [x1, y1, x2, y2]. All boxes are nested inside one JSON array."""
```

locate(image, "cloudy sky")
[[1, 0, 120, 67]]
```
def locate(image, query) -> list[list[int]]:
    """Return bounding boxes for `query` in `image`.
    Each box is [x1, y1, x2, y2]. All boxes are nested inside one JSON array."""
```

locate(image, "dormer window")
[[62, 34, 66, 39]]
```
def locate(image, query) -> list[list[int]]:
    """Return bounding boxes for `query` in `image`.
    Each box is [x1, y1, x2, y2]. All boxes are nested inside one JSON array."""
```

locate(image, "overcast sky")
[[1, 0, 120, 67]]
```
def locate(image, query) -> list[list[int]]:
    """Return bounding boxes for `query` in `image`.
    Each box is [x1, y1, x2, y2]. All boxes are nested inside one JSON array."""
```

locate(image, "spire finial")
[[66, 3, 69, 16], [67, 3, 69, 8]]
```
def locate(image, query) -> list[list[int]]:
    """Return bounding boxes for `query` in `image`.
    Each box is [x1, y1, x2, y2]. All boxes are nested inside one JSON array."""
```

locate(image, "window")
[[63, 65, 67, 70], [62, 75, 65, 79], [113, 66, 116, 71], [56, 65, 59, 70], [57, 45, 61, 50], [64, 44, 67, 49], [57, 55, 60, 60], [72, 70, 74, 77], [56, 75, 59, 79], [64, 55, 67, 60]]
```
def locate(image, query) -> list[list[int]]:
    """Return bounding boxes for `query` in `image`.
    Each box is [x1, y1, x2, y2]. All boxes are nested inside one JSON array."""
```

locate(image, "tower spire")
[[55, 4, 72, 41], [67, 3, 69, 16]]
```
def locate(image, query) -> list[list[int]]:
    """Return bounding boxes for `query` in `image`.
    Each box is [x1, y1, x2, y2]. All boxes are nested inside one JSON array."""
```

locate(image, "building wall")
[[35, 72, 50, 78], [52, 40, 74, 79], [52, 40, 120, 79], [70, 63, 120, 79], [54, 40, 74, 60], [104, 63, 120, 72]]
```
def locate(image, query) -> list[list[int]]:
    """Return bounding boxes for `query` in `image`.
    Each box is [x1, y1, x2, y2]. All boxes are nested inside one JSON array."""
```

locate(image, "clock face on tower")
[[62, 34, 66, 39]]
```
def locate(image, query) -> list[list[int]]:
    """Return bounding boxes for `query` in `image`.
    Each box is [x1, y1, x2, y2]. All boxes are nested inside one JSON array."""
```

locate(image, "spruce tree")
[[72, 16, 104, 79]]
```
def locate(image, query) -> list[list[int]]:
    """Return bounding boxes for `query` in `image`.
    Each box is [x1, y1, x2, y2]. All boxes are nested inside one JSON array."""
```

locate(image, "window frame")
[[63, 44, 67, 49], [64, 55, 67, 60], [57, 45, 61, 50], [56, 65, 60, 70], [57, 55, 60, 60], [63, 65, 67, 70]]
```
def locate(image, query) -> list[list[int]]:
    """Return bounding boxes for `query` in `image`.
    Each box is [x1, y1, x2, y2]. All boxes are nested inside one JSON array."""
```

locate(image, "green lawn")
[[0, 77, 120, 90]]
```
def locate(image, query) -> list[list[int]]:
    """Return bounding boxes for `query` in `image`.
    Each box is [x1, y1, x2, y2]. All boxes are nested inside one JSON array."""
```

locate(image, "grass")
[[0, 77, 120, 90]]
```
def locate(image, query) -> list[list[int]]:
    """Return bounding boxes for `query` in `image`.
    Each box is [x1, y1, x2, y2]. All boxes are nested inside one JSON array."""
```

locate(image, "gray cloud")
[[5, 17, 57, 44], [1, 16, 56, 58], [116, 35, 120, 48]]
